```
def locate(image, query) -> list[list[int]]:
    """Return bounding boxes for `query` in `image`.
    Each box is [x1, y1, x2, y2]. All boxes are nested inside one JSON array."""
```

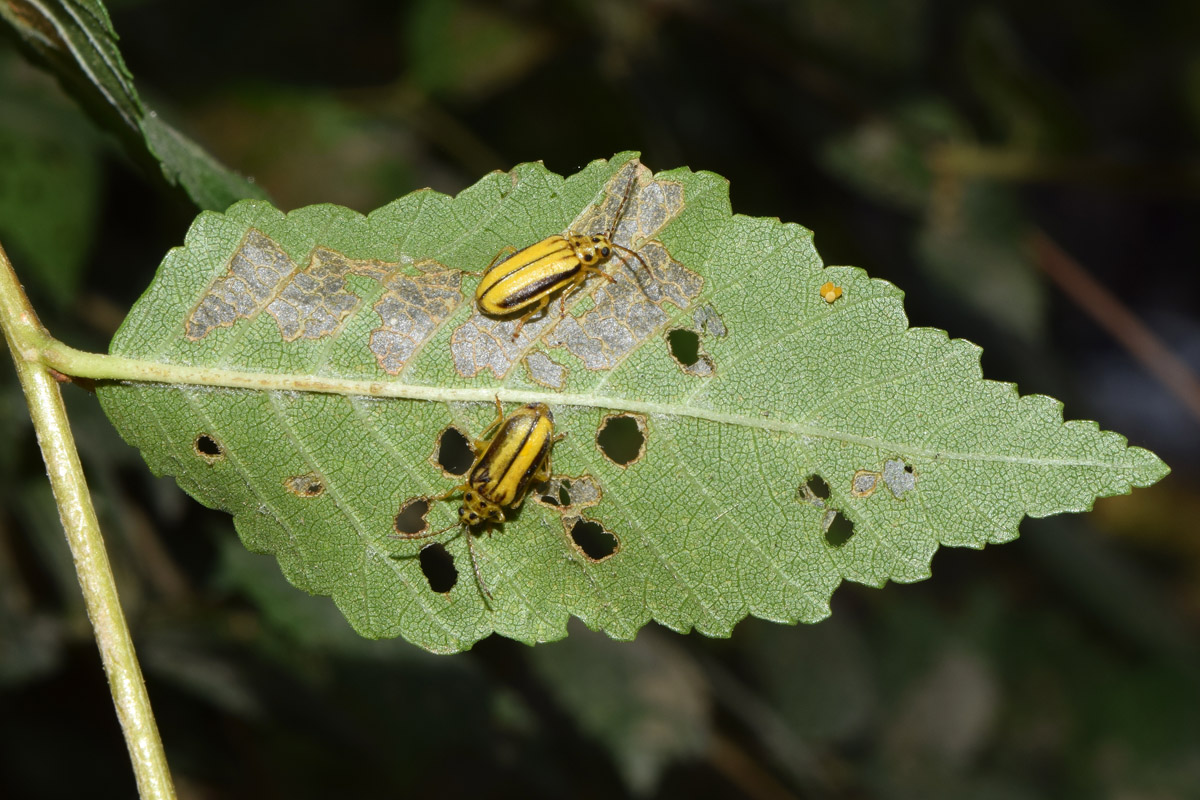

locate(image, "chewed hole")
[[569, 519, 619, 561], [805, 475, 831, 499], [418, 543, 457, 593], [536, 476, 602, 511], [541, 479, 572, 507], [194, 434, 224, 461], [394, 499, 431, 536], [824, 512, 855, 547], [597, 414, 646, 467], [798, 473, 832, 507], [667, 328, 701, 367], [436, 428, 474, 475]]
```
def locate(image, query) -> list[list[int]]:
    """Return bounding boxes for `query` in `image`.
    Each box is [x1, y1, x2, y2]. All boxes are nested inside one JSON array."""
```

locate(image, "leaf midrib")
[[61, 342, 1141, 470]]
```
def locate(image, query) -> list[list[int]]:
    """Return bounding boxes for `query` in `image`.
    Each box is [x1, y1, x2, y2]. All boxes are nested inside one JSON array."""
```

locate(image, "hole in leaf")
[[436, 427, 474, 475], [394, 499, 431, 536], [535, 476, 602, 511], [805, 475, 831, 499], [667, 328, 701, 367], [541, 478, 572, 507], [569, 519, 619, 561], [596, 414, 646, 467], [418, 543, 457, 593], [193, 434, 224, 462], [824, 512, 855, 547], [798, 474, 832, 507]]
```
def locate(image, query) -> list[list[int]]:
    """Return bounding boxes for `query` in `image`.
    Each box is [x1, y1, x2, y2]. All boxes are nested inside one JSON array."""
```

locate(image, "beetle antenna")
[[463, 529, 494, 601], [605, 168, 640, 241]]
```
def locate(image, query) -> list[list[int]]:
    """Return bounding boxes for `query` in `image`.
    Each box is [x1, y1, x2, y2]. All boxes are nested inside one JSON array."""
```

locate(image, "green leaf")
[[95, 153, 1168, 654], [0, 0, 267, 210], [0, 0, 142, 127], [0, 60, 101, 303], [138, 111, 269, 212]]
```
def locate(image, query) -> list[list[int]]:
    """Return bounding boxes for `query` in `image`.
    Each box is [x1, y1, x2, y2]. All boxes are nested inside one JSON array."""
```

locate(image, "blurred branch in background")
[[930, 145, 1200, 194], [1028, 230, 1200, 424]]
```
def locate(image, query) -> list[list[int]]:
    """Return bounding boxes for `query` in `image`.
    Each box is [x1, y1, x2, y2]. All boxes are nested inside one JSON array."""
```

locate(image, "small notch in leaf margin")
[[596, 413, 647, 467], [568, 518, 620, 561], [193, 434, 225, 463]]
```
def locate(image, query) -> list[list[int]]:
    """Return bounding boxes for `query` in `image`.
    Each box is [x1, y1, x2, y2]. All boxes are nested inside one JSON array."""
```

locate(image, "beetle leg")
[[510, 295, 551, 340], [473, 395, 505, 449], [426, 483, 467, 504], [553, 274, 592, 324], [483, 245, 518, 272]]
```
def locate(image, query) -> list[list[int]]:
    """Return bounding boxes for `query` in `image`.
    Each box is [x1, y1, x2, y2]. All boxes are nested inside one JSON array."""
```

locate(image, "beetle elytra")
[[475, 171, 651, 339], [393, 398, 562, 599]]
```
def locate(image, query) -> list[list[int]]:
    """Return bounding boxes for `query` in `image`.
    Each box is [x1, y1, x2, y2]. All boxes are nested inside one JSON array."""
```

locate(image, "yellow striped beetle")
[[395, 398, 562, 599], [476, 172, 650, 339]]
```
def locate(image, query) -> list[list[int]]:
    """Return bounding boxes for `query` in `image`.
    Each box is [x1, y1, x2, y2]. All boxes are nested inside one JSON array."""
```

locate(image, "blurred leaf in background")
[[0, 52, 101, 306], [0, 0, 266, 210]]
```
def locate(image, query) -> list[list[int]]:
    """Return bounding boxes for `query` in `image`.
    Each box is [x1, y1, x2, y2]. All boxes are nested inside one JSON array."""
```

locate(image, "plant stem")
[[0, 242, 176, 800]]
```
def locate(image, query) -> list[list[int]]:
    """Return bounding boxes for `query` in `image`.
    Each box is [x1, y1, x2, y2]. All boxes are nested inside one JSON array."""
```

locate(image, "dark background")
[[1, 1, 1197, 798]]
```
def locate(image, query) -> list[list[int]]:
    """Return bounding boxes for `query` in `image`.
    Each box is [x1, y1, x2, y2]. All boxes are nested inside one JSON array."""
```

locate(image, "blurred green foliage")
[[1, 1, 1197, 798]]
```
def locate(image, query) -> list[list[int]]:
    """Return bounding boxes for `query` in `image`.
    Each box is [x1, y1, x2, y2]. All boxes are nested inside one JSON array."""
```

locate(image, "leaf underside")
[[96, 153, 1168, 653]]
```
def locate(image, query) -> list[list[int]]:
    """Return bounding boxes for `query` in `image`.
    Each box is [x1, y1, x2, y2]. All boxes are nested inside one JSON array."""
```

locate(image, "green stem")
[[0, 242, 175, 800]]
